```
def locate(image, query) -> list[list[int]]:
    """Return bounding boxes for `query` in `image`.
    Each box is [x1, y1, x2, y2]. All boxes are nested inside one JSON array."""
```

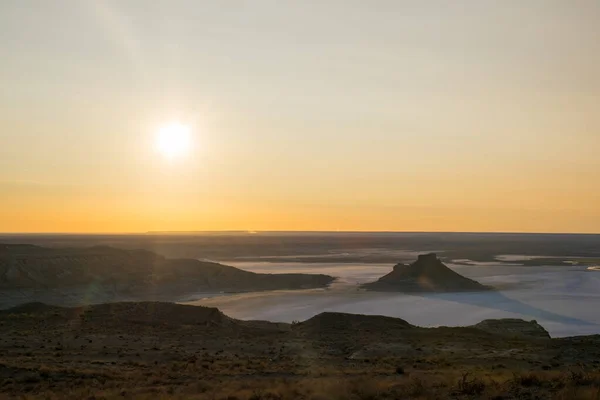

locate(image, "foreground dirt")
[[1, 302, 599, 399]]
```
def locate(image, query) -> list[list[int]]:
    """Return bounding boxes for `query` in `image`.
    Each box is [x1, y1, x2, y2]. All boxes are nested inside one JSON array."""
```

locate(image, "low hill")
[[0, 244, 334, 308], [362, 253, 492, 292], [471, 318, 551, 339], [0, 301, 550, 339], [297, 312, 413, 334], [0, 301, 244, 330]]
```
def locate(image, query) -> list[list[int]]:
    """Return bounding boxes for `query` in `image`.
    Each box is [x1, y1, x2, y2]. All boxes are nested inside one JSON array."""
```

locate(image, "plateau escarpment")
[[0, 244, 334, 308]]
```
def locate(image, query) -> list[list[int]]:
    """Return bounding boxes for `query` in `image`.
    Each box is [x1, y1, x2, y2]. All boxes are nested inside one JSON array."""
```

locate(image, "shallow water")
[[183, 261, 600, 338]]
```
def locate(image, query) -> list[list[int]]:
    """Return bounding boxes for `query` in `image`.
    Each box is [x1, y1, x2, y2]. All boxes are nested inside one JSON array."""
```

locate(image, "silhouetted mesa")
[[0, 244, 335, 308], [362, 253, 492, 292]]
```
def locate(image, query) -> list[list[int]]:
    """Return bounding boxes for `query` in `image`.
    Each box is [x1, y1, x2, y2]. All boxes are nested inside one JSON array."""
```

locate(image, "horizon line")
[[1, 230, 599, 236]]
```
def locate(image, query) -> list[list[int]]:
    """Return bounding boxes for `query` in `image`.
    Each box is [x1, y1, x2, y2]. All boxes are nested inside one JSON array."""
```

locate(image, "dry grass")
[[2, 303, 600, 399], [3, 362, 600, 400]]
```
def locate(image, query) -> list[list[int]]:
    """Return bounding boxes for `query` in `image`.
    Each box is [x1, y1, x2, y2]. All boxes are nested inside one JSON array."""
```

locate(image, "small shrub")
[[512, 372, 544, 388], [249, 389, 264, 400], [456, 373, 485, 395]]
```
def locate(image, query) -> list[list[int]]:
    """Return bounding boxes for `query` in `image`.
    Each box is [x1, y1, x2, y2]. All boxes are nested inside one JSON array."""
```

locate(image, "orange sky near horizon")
[[1, 1, 599, 234]]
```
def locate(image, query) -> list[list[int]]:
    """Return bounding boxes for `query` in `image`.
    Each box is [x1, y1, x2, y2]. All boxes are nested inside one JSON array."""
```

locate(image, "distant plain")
[[188, 259, 600, 337], [2, 232, 600, 337]]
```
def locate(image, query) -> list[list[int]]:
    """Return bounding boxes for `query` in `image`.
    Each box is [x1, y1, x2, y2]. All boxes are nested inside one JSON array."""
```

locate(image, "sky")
[[1, 1, 599, 233]]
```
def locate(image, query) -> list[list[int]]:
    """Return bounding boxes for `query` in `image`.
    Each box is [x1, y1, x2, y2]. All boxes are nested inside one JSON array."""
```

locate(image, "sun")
[[155, 122, 192, 159]]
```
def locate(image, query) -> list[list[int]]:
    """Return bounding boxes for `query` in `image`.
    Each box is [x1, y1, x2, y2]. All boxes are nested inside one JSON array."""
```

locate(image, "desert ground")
[[2, 301, 600, 400]]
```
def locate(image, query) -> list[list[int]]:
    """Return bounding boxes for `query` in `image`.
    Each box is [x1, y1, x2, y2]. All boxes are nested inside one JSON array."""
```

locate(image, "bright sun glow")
[[155, 122, 192, 159]]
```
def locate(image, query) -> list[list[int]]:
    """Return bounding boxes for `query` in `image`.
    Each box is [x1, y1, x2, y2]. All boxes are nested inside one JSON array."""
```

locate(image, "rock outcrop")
[[361, 253, 492, 292], [297, 312, 413, 334], [471, 319, 551, 339]]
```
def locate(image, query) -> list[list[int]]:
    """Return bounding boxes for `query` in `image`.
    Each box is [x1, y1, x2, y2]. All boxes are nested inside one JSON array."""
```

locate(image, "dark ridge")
[[471, 318, 551, 339], [0, 302, 64, 315], [0, 301, 558, 340], [75, 302, 230, 326], [0, 244, 335, 304], [297, 311, 413, 333], [1, 301, 230, 326]]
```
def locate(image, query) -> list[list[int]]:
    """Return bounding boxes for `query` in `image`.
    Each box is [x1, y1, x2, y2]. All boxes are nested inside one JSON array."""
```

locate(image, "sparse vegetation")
[[1, 302, 600, 399]]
